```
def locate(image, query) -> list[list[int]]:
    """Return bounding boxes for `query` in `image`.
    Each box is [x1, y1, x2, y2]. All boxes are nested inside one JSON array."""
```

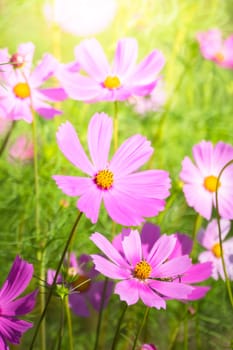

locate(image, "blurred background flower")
[[8, 135, 34, 162]]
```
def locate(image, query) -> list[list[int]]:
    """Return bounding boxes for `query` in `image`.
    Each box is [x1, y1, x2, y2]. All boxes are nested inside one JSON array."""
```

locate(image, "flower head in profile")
[[44, 0, 117, 37], [58, 37, 165, 102], [196, 29, 233, 69], [0, 256, 37, 349], [9, 136, 34, 162], [53, 113, 170, 226], [198, 219, 233, 280], [90, 223, 209, 309], [180, 140, 233, 220], [47, 253, 113, 317], [0, 52, 67, 123]]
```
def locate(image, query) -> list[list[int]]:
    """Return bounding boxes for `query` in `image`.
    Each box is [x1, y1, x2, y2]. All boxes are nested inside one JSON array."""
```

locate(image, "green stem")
[[93, 277, 109, 350], [132, 306, 150, 350], [111, 302, 128, 350], [0, 121, 15, 157], [190, 214, 202, 260], [215, 159, 233, 308], [56, 298, 65, 350], [29, 211, 83, 350], [113, 101, 118, 152], [65, 295, 74, 350], [183, 305, 189, 350]]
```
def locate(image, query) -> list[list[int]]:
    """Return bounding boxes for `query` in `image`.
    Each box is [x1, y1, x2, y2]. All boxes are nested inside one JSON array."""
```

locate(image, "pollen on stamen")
[[13, 82, 31, 99], [103, 76, 121, 89], [94, 169, 114, 190], [133, 260, 152, 280], [203, 175, 220, 193]]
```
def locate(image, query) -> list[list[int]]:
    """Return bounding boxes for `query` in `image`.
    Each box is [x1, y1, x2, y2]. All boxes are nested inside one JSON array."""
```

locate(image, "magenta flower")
[[9, 136, 34, 162], [58, 37, 165, 102], [0, 53, 67, 123], [197, 29, 233, 69], [180, 140, 233, 220], [198, 219, 233, 280], [90, 226, 199, 309], [47, 253, 113, 317], [141, 344, 157, 350], [52, 113, 170, 225], [0, 256, 37, 349]]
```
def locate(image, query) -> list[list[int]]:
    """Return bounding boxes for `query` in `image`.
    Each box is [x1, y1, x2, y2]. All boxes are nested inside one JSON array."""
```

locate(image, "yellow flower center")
[[203, 175, 220, 192], [71, 275, 91, 293], [211, 243, 221, 258], [215, 52, 224, 63], [103, 76, 121, 89], [133, 260, 152, 280], [13, 82, 30, 99], [94, 169, 114, 190]]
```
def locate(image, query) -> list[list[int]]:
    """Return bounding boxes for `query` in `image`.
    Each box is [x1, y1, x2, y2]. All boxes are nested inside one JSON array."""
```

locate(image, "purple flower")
[[141, 344, 158, 350], [0, 256, 37, 349], [53, 112, 170, 225], [90, 222, 210, 309], [0, 51, 67, 123], [47, 253, 113, 317], [197, 29, 233, 69], [58, 37, 165, 102], [198, 219, 233, 280], [180, 140, 233, 220]]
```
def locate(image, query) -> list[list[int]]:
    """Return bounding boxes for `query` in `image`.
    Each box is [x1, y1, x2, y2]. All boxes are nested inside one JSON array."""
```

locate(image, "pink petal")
[[90, 233, 129, 268], [88, 113, 112, 169], [112, 38, 138, 77], [184, 286, 210, 300], [152, 255, 192, 278], [0, 318, 33, 344], [90, 254, 130, 279], [77, 187, 102, 223], [181, 262, 212, 283], [141, 223, 161, 256], [74, 38, 109, 81], [114, 279, 139, 305], [30, 53, 57, 87], [147, 235, 177, 268], [110, 134, 153, 176], [149, 280, 193, 299], [197, 219, 231, 249], [169, 233, 193, 258], [52, 176, 92, 196], [56, 121, 94, 175], [137, 282, 166, 309], [182, 183, 213, 219], [2, 290, 37, 316], [121, 230, 142, 265], [38, 87, 67, 102], [192, 141, 213, 176]]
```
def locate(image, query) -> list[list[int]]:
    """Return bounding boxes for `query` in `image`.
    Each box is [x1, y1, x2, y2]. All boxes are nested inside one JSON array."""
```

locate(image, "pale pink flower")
[[9, 136, 34, 162], [44, 0, 117, 37], [0, 53, 67, 123], [58, 37, 165, 103], [198, 219, 233, 280], [180, 140, 233, 220], [197, 29, 233, 69], [53, 112, 170, 226]]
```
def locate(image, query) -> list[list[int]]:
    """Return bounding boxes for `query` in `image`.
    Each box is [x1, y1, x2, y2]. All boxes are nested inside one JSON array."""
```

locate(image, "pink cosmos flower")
[[47, 253, 113, 317], [44, 0, 117, 37], [128, 80, 166, 116], [180, 140, 233, 220], [0, 117, 11, 135], [90, 224, 206, 309], [0, 53, 67, 123], [198, 219, 233, 280], [141, 344, 157, 350], [9, 136, 34, 162], [52, 112, 171, 226], [0, 256, 37, 349], [197, 29, 233, 69], [58, 37, 165, 102]]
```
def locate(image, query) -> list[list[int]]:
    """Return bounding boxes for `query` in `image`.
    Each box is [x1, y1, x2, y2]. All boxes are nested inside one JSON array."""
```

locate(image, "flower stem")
[[65, 295, 74, 350], [0, 121, 15, 157], [113, 101, 118, 151], [111, 302, 128, 350], [190, 214, 202, 259], [93, 277, 109, 350], [215, 159, 233, 308], [56, 298, 65, 350], [29, 211, 83, 350], [132, 306, 150, 350]]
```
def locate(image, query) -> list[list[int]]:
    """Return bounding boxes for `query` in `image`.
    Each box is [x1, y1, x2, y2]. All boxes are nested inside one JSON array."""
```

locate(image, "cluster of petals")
[[0, 256, 37, 349], [52, 112, 171, 226], [90, 223, 212, 309], [198, 219, 233, 280], [58, 37, 165, 103], [0, 42, 67, 123], [9, 136, 34, 162], [47, 253, 113, 317], [196, 29, 233, 69], [180, 140, 233, 220]]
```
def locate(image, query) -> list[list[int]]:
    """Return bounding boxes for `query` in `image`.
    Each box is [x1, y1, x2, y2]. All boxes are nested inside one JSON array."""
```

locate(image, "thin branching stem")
[[111, 302, 128, 350], [0, 121, 15, 157], [132, 306, 150, 350], [65, 295, 74, 350]]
